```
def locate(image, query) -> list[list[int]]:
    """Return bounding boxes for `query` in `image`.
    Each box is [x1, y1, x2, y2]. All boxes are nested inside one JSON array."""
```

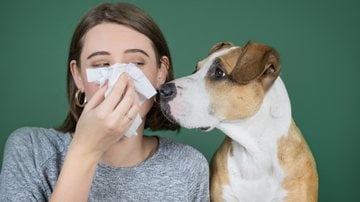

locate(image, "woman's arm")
[[49, 141, 101, 202], [50, 75, 139, 201]]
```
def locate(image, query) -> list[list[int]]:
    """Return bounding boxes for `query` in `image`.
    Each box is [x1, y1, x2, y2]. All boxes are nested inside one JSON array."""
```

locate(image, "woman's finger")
[[111, 81, 137, 119], [122, 100, 140, 123], [83, 83, 108, 113], [99, 74, 131, 113], [124, 91, 140, 121]]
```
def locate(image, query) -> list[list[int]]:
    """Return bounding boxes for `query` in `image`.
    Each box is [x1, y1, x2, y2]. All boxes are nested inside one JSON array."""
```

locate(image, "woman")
[[0, 2, 209, 201]]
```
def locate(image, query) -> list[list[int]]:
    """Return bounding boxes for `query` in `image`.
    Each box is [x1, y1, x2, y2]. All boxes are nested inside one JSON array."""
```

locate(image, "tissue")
[[86, 63, 157, 137]]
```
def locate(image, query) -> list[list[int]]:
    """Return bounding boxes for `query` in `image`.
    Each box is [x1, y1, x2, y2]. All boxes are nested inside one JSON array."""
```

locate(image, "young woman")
[[0, 3, 209, 201]]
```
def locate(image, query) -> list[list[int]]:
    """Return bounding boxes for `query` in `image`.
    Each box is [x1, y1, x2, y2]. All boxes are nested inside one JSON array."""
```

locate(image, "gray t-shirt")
[[0, 127, 210, 201]]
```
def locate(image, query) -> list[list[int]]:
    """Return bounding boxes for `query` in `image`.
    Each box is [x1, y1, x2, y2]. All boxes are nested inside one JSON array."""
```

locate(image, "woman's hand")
[[51, 74, 140, 202], [71, 74, 140, 160]]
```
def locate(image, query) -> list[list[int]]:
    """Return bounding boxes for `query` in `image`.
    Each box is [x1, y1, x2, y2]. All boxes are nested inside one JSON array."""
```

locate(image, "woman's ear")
[[156, 56, 169, 89], [70, 60, 85, 90]]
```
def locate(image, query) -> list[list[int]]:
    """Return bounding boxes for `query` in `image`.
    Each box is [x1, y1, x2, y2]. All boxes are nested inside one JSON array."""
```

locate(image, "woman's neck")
[[99, 128, 158, 168]]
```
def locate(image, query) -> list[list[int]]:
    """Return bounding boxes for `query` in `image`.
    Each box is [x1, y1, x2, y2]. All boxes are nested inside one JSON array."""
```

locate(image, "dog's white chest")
[[222, 145, 287, 202]]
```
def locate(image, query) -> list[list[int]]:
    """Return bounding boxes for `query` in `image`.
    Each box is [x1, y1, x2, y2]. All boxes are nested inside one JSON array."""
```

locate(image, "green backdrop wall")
[[1, 0, 359, 201]]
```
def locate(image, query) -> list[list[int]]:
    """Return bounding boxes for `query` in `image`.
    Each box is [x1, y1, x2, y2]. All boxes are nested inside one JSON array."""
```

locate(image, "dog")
[[159, 41, 318, 201]]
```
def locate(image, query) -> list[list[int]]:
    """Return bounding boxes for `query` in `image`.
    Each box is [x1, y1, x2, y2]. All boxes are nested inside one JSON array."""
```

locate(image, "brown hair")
[[57, 2, 179, 133]]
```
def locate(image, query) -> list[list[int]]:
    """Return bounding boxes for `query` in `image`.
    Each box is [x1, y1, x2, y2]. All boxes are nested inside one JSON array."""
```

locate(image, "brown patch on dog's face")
[[195, 42, 236, 72], [208, 41, 235, 55], [203, 41, 281, 120], [206, 76, 265, 120]]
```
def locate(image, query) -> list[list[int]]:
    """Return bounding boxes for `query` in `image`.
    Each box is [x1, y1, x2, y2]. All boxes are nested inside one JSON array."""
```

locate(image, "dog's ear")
[[230, 41, 280, 91], [208, 41, 234, 55]]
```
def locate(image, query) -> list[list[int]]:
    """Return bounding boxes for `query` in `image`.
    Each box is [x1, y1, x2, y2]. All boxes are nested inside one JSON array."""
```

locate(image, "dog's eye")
[[213, 67, 226, 79], [208, 58, 227, 81]]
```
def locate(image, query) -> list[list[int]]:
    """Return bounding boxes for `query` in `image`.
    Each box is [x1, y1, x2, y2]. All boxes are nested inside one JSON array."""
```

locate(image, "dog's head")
[[159, 41, 281, 131]]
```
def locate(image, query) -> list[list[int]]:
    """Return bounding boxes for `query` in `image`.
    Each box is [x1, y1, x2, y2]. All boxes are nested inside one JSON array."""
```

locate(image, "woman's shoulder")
[[7, 127, 71, 148], [4, 127, 72, 165]]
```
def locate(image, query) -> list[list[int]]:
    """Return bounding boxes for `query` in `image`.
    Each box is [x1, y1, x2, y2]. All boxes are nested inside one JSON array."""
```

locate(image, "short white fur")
[[218, 77, 291, 201]]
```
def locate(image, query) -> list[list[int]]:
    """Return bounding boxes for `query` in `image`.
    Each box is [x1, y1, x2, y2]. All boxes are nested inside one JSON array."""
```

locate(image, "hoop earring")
[[75, 89, 87, 107], [154, 92, 159, 103]]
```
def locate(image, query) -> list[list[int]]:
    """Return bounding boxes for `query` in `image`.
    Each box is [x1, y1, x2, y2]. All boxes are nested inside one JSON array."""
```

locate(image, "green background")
[[0, 0, 359, 201]]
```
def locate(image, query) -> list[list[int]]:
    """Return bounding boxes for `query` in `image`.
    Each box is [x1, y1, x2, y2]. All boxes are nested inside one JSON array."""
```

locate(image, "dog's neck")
[[217, 77, 292, 178]]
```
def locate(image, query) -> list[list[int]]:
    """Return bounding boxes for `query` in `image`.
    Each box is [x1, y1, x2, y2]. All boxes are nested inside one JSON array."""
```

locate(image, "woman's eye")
[[131, 62, 145, 66], [93, 62, 110, 67]]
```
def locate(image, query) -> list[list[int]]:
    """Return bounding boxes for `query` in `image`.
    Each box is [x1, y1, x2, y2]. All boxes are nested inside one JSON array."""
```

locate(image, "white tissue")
[[86, 63, 157, 137]]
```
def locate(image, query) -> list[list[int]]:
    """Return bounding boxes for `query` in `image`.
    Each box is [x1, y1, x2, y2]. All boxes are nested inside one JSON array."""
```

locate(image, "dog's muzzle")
[[158, 82, 179, 123], [159, 82, 176, 101]]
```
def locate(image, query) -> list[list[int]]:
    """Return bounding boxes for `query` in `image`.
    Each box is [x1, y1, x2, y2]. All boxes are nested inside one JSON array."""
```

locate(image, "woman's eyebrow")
[[87, 51, 110, 59], [124, 49, 149, 57]]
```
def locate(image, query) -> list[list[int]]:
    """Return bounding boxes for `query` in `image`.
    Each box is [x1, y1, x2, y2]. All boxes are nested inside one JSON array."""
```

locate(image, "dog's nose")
[[159, 83, 176, 100]]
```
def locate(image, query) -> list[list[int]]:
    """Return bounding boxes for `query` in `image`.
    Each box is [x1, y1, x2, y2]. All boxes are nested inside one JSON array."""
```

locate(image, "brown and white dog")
[[159, 41, 318, 201]]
